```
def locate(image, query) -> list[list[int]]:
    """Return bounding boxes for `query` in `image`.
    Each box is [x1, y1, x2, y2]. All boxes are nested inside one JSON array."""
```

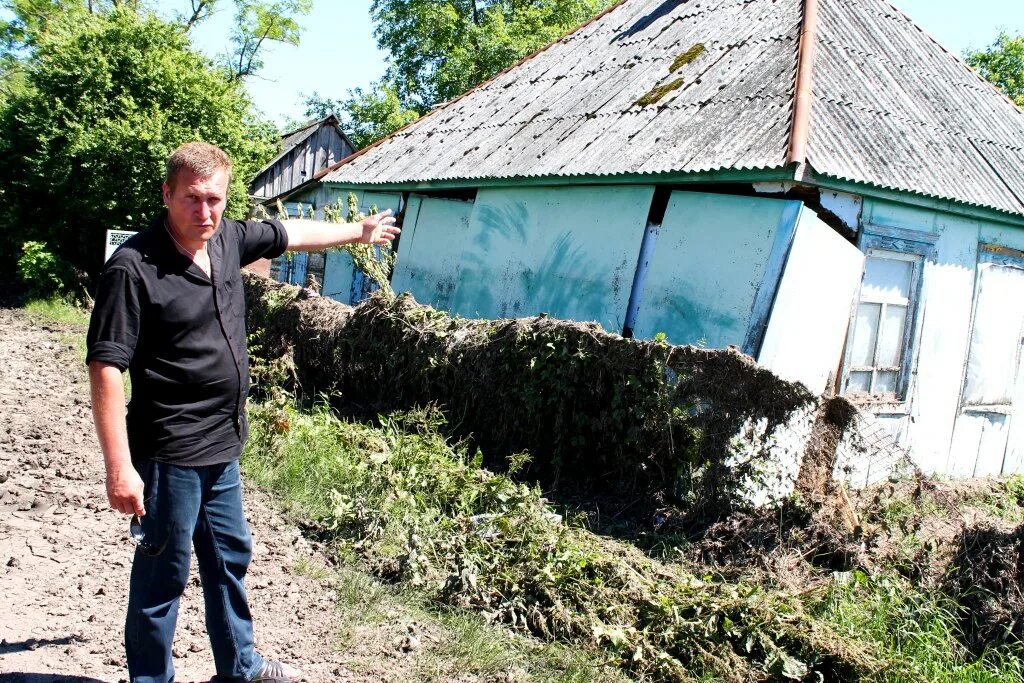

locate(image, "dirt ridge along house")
[[270, 0, 1024, 482]]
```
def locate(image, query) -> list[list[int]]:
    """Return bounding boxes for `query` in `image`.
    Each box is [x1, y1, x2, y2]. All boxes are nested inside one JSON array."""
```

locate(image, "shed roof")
[[322, 0, 1024, 217]]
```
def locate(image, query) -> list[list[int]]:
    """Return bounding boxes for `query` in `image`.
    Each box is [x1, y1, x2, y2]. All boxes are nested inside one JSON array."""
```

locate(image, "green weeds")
[[815, 571, 1024, 682], [244, 399, 931, 682]]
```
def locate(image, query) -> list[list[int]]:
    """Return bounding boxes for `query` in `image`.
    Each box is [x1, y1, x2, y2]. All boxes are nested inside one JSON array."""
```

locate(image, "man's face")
[[162, 168, 229, 245]]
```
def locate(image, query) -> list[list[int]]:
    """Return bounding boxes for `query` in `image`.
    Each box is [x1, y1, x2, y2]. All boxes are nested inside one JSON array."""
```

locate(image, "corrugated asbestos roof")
[[323, 0, 1024, 218], [326, 0, 801, 183], [809, 0, 1024, 216]]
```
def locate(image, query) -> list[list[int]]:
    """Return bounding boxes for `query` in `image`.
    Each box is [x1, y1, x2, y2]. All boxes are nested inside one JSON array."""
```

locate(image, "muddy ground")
[[0, 309, 394, 683]]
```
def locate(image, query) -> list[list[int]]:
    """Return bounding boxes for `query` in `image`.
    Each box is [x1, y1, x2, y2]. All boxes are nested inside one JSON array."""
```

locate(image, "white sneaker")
[[248, 659, 304, 683]]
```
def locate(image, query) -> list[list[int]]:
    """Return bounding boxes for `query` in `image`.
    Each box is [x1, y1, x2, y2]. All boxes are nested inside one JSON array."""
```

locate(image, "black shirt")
[[86, 213, 288, 466]]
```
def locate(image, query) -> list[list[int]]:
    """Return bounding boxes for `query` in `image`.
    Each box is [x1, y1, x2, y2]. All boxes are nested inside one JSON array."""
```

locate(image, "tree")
[[304, 82, 418, 149], [2, 0, 313, 81], [965, 32, 1024, 108], [0, 7, 277, 274], [226, 0, 312, 80]]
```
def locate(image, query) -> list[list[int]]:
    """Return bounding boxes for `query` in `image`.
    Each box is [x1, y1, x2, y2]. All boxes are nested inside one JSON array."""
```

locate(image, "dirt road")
[[0, 309, 366, 682]]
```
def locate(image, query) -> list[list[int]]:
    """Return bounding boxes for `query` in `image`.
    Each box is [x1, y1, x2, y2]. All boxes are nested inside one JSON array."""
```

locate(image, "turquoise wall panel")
[[322, 250, 357, 303], [631, 192, 801, 348], [392, 195, 475, 310], [442, 186, 654, 331], [394, 187, 654, 331]]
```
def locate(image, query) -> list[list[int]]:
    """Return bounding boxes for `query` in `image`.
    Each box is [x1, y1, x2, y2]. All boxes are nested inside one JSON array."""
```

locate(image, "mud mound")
[[244, 275, 850, 524], [689, 495, 863, 577]]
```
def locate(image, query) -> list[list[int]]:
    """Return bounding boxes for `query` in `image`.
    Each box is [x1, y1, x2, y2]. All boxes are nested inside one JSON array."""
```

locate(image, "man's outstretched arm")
[[89, 361, 144, 517], [281, 209, 400, 251]]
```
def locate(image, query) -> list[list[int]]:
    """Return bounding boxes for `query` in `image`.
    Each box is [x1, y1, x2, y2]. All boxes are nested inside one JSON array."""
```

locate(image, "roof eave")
[[319, 166, 796, 191]]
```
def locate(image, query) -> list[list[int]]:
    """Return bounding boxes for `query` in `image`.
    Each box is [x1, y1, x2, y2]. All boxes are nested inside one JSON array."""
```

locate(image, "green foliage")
[[17, 240, 66, 296], [965, 32, 1024, 107], [0, 6, 277, 274], [244, 400, 885, 682]]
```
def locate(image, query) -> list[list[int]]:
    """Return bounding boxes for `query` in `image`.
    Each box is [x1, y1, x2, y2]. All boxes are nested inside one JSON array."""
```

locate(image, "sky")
[[112, 0, 1024, 129]]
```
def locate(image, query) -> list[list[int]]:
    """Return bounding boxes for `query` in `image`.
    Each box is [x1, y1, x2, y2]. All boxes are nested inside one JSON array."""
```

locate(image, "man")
[[87, 142, 398, 683]]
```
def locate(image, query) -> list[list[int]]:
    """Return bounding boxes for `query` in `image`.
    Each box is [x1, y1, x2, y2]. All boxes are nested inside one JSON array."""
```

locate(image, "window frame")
[[839, 225, 936, 406], [958, 243, 1024, 415]]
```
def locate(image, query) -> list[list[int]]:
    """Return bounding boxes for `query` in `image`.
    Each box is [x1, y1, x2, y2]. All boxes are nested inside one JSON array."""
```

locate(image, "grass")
[[23, 297, 91, 328], [20, 297, 90, 362], [814, 571, 1024, 683], [246, 403, 631, 680]]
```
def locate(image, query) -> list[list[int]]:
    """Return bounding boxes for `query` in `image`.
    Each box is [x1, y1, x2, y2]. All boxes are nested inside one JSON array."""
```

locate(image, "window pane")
[[963, 263, 1024, 406], [875, 371, 899, 395], [848, 371, 871, 393], [862, 257, 913, 303], [876, 304, 908, 367], [851, 303, 881, 366]]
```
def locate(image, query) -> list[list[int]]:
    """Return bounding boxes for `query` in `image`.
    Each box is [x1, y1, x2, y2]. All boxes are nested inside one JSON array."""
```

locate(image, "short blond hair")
[[165, 142, 232, 189]]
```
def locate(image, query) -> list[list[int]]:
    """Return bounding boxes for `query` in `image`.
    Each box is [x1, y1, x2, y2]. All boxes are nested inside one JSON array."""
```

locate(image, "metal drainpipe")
[[622, 220, 661, 338]]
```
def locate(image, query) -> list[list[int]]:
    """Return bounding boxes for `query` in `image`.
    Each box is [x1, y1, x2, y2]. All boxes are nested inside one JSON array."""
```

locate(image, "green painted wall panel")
[[632, 192, 801, 348]]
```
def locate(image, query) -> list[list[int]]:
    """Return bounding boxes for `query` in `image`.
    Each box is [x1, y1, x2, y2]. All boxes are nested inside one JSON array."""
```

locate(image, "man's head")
[[162, 142, 232, 248]]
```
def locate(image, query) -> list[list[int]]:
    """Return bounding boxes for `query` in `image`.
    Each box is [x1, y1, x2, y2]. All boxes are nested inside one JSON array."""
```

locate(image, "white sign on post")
[[104, 230, 137, 263]]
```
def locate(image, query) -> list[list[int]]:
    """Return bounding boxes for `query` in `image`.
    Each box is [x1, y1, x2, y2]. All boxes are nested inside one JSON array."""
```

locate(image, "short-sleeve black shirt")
[[86, 213, 288, 466]]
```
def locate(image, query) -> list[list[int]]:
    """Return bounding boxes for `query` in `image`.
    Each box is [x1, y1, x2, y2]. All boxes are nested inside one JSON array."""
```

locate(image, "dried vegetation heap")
[[244, 273, 846, 522]]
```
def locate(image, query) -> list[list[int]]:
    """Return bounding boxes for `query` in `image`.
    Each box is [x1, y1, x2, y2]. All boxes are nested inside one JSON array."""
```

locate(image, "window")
[[841, 228, 934, 402]]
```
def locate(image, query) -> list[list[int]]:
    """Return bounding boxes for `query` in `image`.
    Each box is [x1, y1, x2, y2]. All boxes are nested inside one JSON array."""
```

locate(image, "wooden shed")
[[248, 114, 356, 204]]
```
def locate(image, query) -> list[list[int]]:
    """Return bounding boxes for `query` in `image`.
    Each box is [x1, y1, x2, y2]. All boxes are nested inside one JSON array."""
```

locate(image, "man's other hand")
[[106, 466, 145, 516], [359, 209, 400, 245]]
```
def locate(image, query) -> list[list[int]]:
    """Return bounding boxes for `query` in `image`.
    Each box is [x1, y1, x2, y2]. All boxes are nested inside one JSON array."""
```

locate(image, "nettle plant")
[[256, 194, 396, 297]]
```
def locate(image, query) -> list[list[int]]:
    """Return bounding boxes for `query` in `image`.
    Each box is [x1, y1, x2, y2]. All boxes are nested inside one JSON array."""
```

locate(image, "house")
[[273, 0, 1024, 481]]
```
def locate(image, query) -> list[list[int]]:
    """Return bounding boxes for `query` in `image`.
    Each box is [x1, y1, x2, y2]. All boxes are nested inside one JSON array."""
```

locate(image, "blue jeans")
[[126, 459, 264, 683]]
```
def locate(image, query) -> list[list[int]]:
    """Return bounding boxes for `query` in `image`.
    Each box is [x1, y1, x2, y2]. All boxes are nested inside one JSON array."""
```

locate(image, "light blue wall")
[[859, 198, 1024, 477], [631, 191, 801, 349], [392, 195, 475, 310], [393, 186, 655, 333], [322, 250, 356, 301]]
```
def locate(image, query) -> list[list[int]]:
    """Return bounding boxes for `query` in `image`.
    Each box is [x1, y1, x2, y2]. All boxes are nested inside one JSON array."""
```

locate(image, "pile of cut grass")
[[244, 399, 1024, 682]]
